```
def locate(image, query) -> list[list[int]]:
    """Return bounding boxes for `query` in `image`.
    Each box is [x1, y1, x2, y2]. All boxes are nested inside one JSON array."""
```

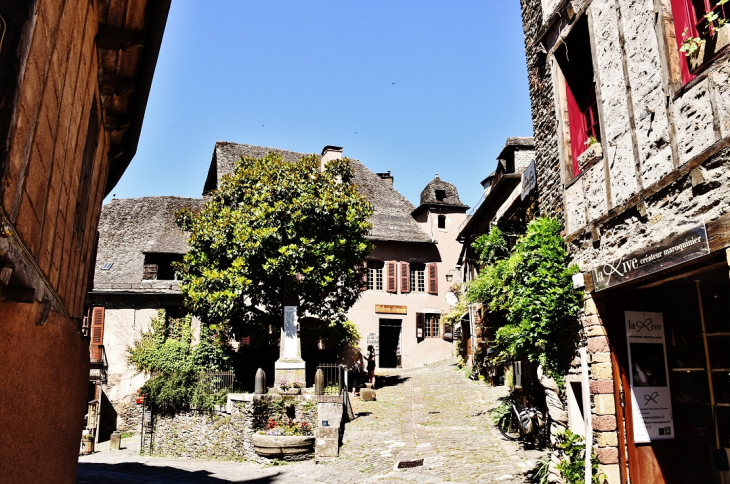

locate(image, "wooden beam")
[[707, 212, 730, 253], [95, 25, 146, 50], [99, 73, 136, 96], [103, 114, 130, 132]]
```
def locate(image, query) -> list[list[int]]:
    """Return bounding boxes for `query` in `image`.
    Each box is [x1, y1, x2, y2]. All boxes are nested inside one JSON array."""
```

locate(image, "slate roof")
[[203, 142, 316, 195], [418, 176, 468, 208], [91, 196, 204, 292], [205, 141, 433, 244]]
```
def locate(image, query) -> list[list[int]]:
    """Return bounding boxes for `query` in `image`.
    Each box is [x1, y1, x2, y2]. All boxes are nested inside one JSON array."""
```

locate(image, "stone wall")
[[145, 393, 324, 462]]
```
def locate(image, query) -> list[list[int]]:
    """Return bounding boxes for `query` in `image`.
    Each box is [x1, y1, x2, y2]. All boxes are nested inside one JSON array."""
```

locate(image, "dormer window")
[[435, 189, 446, 201], [143, 253, 183, 280]]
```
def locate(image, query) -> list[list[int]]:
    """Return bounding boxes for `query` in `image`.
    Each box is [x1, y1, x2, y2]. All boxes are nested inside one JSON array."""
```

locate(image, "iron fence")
[[198, 371, 235, 394], [89, 345, 108, 383], [317, 363, 343, 395]]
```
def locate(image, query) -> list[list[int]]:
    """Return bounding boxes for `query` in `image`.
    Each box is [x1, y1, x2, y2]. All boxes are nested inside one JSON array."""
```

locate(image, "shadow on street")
[[77, 461, 282, 483]]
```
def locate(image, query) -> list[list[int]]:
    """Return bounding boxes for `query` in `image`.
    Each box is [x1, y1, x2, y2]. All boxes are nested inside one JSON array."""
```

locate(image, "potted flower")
[[80, 432, 94, 455], [277, 379, 301, 395]]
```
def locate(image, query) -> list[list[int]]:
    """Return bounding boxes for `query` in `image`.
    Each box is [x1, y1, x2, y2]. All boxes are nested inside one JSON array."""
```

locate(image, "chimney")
[[376, 171, 394, 186], [320, 145, 343, 171]]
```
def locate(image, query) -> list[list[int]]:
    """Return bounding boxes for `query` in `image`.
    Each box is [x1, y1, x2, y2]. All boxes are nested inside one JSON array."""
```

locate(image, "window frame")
[[367, 260, 384, 291], [409, 263, 426, 292], [424, 313, 440, 338]]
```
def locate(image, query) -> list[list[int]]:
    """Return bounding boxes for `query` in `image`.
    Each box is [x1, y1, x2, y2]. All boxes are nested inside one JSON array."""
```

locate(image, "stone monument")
[[274, 306, 306, 383]]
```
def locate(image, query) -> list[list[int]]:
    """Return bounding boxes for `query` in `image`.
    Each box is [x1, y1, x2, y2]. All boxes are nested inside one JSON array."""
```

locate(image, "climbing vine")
[[466, 217, 581, 383], [128, 309, 233, 415]]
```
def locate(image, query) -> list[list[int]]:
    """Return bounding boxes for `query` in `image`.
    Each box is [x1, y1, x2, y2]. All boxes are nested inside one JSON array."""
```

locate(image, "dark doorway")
[[379, 319, 401, 368]]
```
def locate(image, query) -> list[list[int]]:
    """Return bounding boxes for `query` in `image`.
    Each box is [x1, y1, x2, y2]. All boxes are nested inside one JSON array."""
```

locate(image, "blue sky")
[[111, 1, 533, 209]]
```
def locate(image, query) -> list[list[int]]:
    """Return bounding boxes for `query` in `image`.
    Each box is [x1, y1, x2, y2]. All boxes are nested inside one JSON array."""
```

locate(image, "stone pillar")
[[274, 306, 306, 384], [315, 394, 344, 459], [583, 293, 621, 484]]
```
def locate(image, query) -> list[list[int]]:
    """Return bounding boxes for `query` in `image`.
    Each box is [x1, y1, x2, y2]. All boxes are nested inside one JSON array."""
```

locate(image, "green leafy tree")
[[467, 217, 581, 381], [175, 153, 374, 338]]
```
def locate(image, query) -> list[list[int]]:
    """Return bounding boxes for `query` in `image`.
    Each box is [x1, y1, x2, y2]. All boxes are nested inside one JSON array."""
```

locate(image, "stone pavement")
[[77, 359, 545, 483]]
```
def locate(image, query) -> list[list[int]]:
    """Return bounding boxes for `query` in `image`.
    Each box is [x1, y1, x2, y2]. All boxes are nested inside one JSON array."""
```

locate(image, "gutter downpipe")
[[581, 346, 592, 483]]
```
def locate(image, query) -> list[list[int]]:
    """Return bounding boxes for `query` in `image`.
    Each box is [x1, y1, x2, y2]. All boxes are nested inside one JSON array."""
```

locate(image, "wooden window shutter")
[[90, 306, 105, 360], [669, 0, 696, 85], [386, 261, 397, 293], [400, 262, 410, 293], [416, 313, 425, 342], [427, 263, 438, 295]]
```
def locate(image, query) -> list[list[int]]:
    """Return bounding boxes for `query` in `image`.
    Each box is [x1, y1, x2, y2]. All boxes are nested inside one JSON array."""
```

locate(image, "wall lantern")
[[445, 273, 453, 282]]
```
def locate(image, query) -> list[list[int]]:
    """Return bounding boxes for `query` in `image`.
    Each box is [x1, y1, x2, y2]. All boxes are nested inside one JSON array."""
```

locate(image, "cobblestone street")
[[78, 359, 545, 483]]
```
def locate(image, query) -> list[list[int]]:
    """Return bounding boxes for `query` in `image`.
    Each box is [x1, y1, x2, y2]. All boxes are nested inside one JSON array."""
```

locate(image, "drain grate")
[[396, 459, 424, 469]]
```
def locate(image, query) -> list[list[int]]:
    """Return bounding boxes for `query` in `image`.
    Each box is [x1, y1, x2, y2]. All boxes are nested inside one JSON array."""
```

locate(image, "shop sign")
[[521, 160, 536, 200], [375, 304, 407, 315], [625, 311, 674, 443], [592, 225, 709, 291], [366, 333, 379, 355]]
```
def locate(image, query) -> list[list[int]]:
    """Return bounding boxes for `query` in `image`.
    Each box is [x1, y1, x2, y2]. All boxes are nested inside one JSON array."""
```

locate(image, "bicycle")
[[497, 393, 548, 447]]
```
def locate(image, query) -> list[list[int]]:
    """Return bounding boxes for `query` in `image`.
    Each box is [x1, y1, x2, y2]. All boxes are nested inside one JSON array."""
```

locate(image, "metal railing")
[[198, 371, 235, 394], [317, 363, 343, 395], [89, 345, 108, 383]]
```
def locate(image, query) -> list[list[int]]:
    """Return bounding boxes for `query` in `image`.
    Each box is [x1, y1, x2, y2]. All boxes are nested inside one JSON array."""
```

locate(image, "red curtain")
[[566, 80, 587, 177], [670, 0, 696, 85]]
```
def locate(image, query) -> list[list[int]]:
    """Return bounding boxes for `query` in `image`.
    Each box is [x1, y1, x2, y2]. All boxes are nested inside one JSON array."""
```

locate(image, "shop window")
[[437, 215, 446, 230], [670, 0, 730, 83], [143, 252, 183, 280], [367, 260, 384, 291], [410, 263, 426, 292], [554, 16, 601, 179]]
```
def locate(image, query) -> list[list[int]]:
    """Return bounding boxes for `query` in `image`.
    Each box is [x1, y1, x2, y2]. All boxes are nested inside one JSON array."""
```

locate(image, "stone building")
[[455, 137, 536, 376], [87, 196, 204, 435], [520, 0, 730, 482], [0, 0, 169, 482], [208, 143, 468, 369], [87, 142, 467, 432]]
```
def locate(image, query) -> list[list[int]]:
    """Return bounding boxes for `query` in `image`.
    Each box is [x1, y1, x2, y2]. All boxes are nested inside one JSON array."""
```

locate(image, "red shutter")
[[416, 313, 425, 342], [386, 261, 397, 293], [669, 0, 696, 85], [400, 262, 410, 293], [90, 306, 105, 361], [566, 80, 587, 176], [427, 263, 438, 295]]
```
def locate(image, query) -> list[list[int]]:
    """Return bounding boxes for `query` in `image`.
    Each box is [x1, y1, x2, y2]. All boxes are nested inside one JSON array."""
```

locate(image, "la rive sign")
[[592, 225, 709, 292]]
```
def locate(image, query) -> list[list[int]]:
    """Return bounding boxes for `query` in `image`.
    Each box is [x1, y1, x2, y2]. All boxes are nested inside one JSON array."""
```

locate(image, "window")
[[410, 263, 426, 292], [424, 314, 440, 338], [367, 261, 384, 291], [554, 16, 601, 178], [437, 215, 446, 230], [670, 0, 730, 84], [143, 253, 183, 280], [435, 189, 446, 201]]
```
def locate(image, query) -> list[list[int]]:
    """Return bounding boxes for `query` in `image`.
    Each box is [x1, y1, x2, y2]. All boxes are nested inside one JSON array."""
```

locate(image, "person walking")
[[366, 345, 376, 389]]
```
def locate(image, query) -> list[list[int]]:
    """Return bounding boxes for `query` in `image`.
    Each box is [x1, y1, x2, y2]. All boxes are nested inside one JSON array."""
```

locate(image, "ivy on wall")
[[466, 217, 581, 383]]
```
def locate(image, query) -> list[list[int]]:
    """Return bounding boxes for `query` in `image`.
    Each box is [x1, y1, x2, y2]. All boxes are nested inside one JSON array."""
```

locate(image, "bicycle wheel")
[[498, 411, 521, 441]]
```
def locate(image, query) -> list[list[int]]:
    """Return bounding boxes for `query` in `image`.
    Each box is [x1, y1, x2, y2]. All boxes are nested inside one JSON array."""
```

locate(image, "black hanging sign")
[[592, 225, 709, 292]]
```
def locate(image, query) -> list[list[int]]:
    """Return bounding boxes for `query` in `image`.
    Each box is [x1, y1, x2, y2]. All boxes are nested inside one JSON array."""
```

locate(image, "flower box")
[[251, 433, 315, 458], [689, 24, 730, 73]]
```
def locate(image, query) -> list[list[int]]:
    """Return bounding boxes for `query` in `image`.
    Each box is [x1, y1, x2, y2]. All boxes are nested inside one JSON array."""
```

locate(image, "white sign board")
[[366, 332, 379, 355], [520, 160, 536, 200], [625, 311, 674, 443]]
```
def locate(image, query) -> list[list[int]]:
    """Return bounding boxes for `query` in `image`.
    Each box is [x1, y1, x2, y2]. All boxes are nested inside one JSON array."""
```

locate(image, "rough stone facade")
[[520, 0, 730, 483]]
